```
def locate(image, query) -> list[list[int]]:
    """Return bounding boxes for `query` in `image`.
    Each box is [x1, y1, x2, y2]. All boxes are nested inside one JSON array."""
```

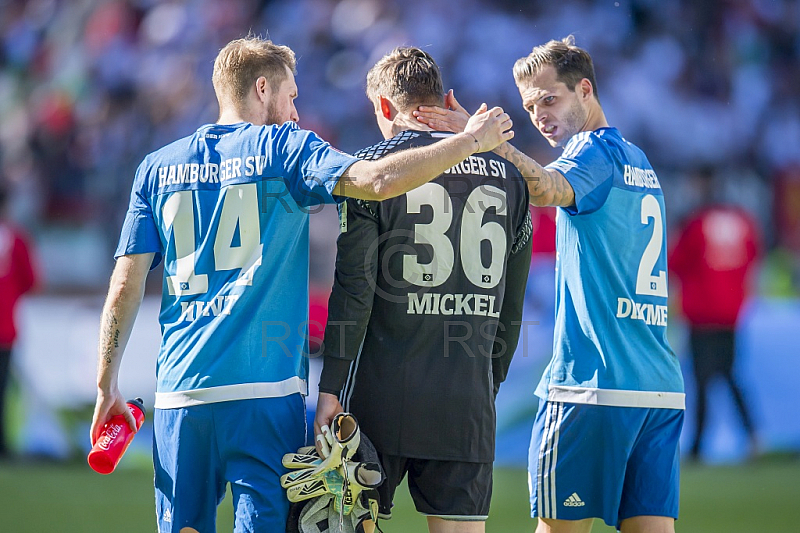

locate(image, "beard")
[[265, 101, 284, 126], [555, 99, 588, 147]]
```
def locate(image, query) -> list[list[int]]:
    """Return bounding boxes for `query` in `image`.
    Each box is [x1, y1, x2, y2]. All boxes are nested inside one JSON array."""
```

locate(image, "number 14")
[[161, 183, 263, 296]]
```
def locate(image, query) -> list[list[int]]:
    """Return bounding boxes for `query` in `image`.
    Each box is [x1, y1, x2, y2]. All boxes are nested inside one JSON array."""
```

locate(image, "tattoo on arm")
[[494, 143, 575, 207], [100, 312, 120, 365]]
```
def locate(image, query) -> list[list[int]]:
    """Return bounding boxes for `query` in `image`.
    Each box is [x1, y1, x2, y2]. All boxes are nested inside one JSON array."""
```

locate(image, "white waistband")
[[154, 377, 307, 409], [548, 385, 685, 409]]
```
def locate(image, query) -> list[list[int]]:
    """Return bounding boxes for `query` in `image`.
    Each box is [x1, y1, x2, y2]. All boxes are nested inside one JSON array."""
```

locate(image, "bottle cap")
[[127, 397, 146, 417]]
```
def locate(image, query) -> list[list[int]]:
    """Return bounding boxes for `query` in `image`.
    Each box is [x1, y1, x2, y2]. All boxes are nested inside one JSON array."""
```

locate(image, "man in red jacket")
[[0, 185, 37, 458], [670, 172, 761, 461]]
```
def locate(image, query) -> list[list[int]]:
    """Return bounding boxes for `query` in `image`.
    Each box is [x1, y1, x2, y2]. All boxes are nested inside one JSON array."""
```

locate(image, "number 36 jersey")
[[536, 127, 684, 409], [115, 122, 358, 407], [320, 131, 532, 462]]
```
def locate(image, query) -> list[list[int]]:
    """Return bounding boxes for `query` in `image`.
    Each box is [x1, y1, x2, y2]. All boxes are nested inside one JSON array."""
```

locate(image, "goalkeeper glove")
[[283, 448, 322, 470], [282, 413, 384, 518], [282, 456, 383, 515], [313, 412, 361, 475]]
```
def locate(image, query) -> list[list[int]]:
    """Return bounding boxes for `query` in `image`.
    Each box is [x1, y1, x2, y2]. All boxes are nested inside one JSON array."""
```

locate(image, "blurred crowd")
[[0, 0, 798, 291]]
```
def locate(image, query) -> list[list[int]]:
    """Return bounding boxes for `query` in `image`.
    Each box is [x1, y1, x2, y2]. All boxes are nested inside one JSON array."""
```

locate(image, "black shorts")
[[377, 453, 492, 521]]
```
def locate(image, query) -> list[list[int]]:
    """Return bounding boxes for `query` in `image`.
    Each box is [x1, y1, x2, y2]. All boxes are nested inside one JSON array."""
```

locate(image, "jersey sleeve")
[[115, 162, 163, 267], [318, 198, 380, 395], [275, 124, 359, 208], [546, 133, 614, 215], [491, 208, 533, 397]]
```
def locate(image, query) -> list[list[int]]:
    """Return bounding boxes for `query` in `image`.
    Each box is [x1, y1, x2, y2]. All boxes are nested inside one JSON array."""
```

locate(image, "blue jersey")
[[115, 121, 358, 408], [535, 128, 684, 409]]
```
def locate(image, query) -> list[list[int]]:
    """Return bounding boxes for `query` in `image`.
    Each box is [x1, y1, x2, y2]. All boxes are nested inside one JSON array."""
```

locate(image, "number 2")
[[635, 194, 667, 297]]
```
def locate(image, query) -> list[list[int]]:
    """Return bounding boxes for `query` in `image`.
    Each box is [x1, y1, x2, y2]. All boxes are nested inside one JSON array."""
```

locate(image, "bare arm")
[[90, 253, 153, 444], [415, 91, 575, 207], [334, 105, 513, 200], [492, 142, 575, 208]]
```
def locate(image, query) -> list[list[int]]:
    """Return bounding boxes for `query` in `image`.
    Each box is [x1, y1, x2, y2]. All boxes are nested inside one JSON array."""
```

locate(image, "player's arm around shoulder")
[[414, 90, 573, 208], [333, 105, 513, 201], [493, 143, 575, 208]]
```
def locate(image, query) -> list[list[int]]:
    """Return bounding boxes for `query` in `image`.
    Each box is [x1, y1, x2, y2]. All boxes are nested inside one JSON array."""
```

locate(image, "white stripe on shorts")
[[537, 401, 565, 519], [538, 401, 564, 519], [551, 402, 564, 519], [537, 402, 551, 517]]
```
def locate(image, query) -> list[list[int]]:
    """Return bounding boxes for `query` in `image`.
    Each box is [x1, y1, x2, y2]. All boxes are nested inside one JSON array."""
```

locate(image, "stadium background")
[[1, 0, 799, 531]]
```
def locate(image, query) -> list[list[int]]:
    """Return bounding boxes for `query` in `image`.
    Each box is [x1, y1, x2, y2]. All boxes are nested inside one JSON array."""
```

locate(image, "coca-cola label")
[[97, 423, 123, 450]]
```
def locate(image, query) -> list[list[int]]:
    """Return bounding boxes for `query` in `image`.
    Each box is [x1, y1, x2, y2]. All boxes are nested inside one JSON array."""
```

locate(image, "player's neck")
[[217, 100, 255, 126], [217, 109, 247, 125], [583, 103, 609, 132], [391, 112, 434, 136]]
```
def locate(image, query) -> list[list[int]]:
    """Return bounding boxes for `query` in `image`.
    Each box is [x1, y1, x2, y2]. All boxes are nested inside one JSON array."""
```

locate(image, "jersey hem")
[[546, 385, 685, 409], [154, 377, 307, 409]]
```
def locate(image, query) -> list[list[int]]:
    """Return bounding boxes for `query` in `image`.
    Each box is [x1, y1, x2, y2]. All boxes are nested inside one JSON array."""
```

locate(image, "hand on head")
[[414, 89, 470, 133], [464, 104, 514, 152], [414, 89, 513, 152]]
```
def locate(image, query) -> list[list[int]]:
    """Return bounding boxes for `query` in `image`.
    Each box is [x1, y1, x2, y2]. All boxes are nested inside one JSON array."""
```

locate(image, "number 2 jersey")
[[319, 131, 532, 462], [115, 121, 359, 409], [537, 127, 684, 409]]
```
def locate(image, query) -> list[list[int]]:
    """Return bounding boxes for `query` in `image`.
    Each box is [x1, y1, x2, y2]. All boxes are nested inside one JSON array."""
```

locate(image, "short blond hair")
[[212, 36, 296, 110], [366, 47, 444, 111], [513, 35, 600, 100]]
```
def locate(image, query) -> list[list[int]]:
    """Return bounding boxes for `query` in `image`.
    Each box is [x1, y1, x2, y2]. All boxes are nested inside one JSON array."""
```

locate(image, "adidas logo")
[[563, 493, 585, 507], [163, 508, 172, 523]]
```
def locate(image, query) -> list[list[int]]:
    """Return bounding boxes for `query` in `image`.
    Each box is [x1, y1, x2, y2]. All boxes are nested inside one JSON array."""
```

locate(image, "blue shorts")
[[528, 400, 683, 528], [153, 395, 306, 533]]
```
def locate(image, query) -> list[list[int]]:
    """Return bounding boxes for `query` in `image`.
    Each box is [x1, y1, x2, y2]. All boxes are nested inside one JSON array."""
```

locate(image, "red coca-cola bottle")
[[88, 398, 146, 474]]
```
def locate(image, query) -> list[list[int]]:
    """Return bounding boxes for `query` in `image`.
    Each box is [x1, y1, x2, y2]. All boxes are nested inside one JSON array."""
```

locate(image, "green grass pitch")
[[0, 458, 798, 532]]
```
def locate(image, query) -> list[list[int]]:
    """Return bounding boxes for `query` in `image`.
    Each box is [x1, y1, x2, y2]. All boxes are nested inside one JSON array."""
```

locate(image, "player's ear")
[[255, 76, 270, 103], [379, 96, 394, 120], [444, 88, 456, 110], [579, 78, 593, 101]]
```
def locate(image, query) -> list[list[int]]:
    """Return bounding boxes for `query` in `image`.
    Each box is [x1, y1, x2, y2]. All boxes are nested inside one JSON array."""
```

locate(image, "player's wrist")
[[319, 355, 352, 394], [458, 131, 482, 154], [96, 382, 119, 396]]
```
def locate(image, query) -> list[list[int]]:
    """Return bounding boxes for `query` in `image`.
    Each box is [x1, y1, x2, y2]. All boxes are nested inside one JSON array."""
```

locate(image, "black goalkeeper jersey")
[[319, 131, 532, 462]]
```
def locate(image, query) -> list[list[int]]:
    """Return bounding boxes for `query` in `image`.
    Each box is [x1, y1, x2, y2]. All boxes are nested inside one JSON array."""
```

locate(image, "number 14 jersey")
[[115, 122, 358, 407], [536, 127, 685, 409]]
